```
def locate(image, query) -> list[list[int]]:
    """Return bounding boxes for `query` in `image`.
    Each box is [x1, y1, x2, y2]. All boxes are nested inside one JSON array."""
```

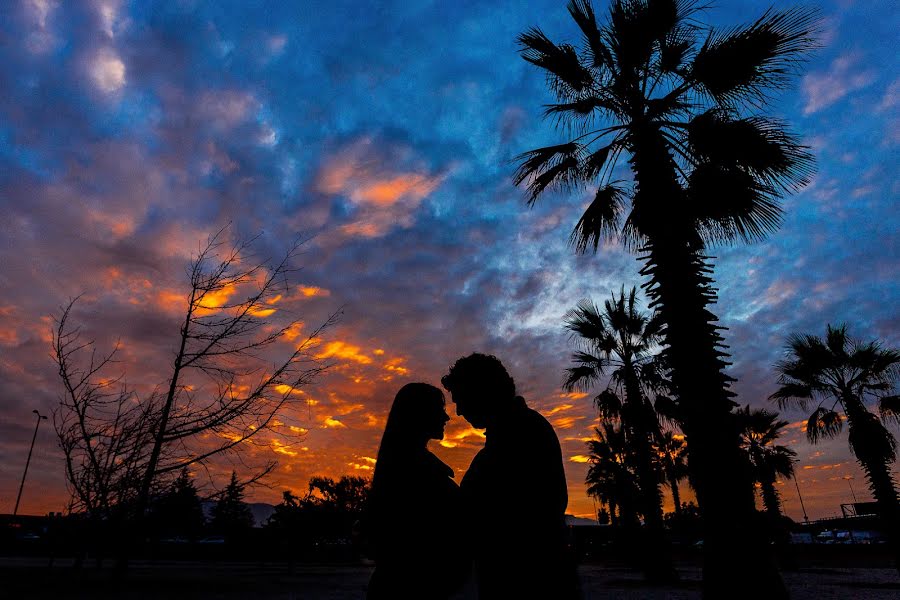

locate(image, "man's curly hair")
[[441, 353, 516, 400]]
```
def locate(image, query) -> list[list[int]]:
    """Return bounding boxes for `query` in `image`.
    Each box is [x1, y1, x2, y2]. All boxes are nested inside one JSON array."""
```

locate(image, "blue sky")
[[0, 0, 897, 520]]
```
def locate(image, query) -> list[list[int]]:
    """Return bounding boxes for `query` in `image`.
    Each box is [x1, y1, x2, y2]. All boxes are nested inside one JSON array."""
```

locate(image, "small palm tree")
[[771, 324, 900, 572], [735, 406, 796, 518], [517, 2, 816, 594], [585, 423, 640, 529], [565, 286, 675, 580], [657, 430, 688, 517]]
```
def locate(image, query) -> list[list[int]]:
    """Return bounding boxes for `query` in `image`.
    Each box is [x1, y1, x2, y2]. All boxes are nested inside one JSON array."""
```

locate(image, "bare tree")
[[53, 227, 338, 535]]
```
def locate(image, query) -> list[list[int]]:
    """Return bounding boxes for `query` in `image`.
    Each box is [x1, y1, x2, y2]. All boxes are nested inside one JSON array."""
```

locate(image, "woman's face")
[[426, 401, 451, 441]]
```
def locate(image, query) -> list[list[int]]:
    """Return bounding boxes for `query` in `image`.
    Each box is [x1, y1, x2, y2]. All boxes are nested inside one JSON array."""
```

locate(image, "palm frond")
[[519, 27, 594, 96], [878, 395, 900, 425], [567, 0, 612, 69], [580, 143, 616, 180], [687, 161, 783, 244], [564, 299, 609, 341], [564, 356, 605, 392], [543, 97, 619, 125], [769, 381, 813, 410], [767, 445, 797, 479], [690, 7, 819, 106], [594, 388, 624, 420], [805, 407, 842, 444], [514, 143, 583, 204], [570, 183, 626, 253], [687, 110, 814, 191]]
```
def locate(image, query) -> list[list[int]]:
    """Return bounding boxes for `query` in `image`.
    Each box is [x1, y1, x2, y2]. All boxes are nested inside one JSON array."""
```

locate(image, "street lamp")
[[793, 476, 810, 524], [13, 410, 48, 516], [843, 475, 859, 504]]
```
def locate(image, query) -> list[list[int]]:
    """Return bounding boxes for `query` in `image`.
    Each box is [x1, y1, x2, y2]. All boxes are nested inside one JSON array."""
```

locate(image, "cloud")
[[314, 138, 446, 238], [198, 90, 259, 130], [315, 341, 373, 364], [877, 78, 900, 112], [802, 53, 875, 115], [89, 47, 126, 93]]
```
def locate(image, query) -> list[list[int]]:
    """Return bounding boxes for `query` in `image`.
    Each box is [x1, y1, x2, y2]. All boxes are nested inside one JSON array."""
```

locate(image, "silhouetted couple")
[[366, 353, 577, 600]]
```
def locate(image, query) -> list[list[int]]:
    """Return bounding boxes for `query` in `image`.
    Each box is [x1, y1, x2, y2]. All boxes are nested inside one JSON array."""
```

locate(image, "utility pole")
[[793, 476, 810, 524], [13, 410, 48, 516]]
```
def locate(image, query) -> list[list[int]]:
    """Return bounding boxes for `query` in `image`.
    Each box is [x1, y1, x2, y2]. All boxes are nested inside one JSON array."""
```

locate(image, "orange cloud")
[[352, 174, 442, 207], [323, 417, 346, 428], [315, 341, 372, 364], [314, 138, 446, 238], [282, 321, 305, 342], [546, 403, 574, 415], [569, 455, 591, 463], [275, 384, 305, 396], [271, 439, 301, 457], [298, 285, 330, 297], [552, 416, 585, 429]]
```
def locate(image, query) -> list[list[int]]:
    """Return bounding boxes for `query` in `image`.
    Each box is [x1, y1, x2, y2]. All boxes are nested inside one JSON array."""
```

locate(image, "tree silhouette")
[[657, 430, 688, 517], [516, 1, 816, 594], [585, 423, 640, 529], [52, 226, 338, 569], [771, 324, 900, 572], [564, 287, 675, 580], [211, 471, 254, 538], [735, 406, 796, 519], [150, 468, 206, 540]]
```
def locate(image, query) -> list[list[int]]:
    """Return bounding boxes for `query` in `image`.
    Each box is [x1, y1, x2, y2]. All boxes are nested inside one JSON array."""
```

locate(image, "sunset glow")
[[0, 0, 896, 526]]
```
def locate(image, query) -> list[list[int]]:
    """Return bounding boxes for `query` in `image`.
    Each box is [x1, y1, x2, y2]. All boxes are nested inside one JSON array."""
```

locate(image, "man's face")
[[451, 387, 490, 429]]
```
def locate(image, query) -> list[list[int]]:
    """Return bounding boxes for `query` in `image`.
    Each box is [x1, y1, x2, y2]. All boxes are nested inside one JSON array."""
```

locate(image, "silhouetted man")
[[442, 353, 577, 599]]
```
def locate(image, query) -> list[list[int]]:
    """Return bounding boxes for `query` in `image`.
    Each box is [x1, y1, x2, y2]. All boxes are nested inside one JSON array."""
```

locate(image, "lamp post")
[[843, 475, 859, 504], [793, 476, 810, 524], [13, 410, 48, 516]]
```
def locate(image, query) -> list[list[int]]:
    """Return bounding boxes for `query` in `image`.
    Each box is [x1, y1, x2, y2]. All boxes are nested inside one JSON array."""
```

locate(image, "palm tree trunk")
[[845, 400, 900, 574], [623, 377, 677, 582], [670, 477, 682, 517], [760, 478, 782, 518], [630, 126, 787, 598]]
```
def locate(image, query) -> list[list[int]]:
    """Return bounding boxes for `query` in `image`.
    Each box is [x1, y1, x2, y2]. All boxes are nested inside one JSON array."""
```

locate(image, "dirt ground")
[[1, 558, 898, 600]]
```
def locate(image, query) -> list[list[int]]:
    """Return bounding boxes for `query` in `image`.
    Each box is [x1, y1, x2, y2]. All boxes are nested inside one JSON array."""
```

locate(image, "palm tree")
[[585, 423, 641, 529], [771, 324, 900, 572], [657, 430, 688, 517], [565, 287, 675, 580], [517, 1, 815, 594], [735, 406, 796, 518]]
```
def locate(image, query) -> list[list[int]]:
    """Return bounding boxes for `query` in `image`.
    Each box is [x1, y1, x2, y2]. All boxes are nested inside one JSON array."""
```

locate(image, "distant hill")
[[565, 515, 601, 527], [201, 501, 275, 528]]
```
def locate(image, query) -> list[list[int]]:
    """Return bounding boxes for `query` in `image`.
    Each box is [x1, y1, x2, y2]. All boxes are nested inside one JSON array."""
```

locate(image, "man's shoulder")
[[518, 406, 562, 447], [521, 405, 556, 432]]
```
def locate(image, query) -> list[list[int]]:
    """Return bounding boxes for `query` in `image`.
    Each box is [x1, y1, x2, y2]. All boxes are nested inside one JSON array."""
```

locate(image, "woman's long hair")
[[371, 382, 445, 493]]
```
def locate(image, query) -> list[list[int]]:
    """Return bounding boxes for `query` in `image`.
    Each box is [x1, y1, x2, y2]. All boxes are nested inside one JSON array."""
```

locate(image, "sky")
[[0, 0, 897, 522]]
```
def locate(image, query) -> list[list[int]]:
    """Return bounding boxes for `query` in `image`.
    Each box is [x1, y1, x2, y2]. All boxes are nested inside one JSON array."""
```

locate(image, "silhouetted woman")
[[366, 382, 469, 600]]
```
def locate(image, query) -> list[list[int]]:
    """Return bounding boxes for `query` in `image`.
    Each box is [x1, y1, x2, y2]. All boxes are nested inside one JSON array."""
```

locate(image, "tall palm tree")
[[771, 324, 900, 572], [657, 430, 688, 517], [565, 287, 675, 580], [517, 1, 815, 594], [585, 423, 641, 529], [735, 406, 796, 518]]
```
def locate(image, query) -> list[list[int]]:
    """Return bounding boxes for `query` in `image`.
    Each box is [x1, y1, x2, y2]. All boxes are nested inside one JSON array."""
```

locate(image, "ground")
[[1, 558, 899, 599]]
